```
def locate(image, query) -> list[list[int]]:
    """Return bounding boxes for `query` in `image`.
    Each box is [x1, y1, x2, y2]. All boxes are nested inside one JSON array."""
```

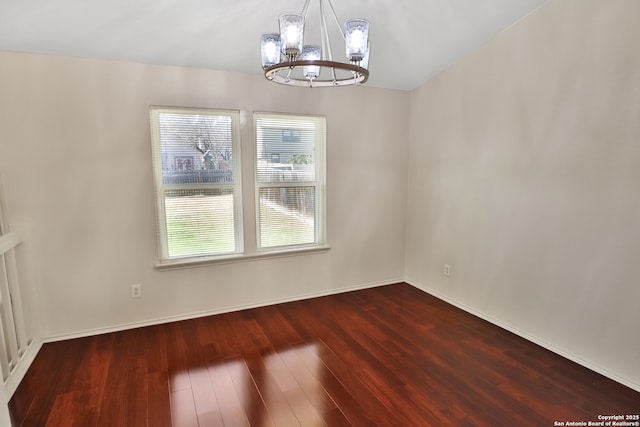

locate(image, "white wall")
[[406, 0, 640, 390], [0, 52, 409, 338]]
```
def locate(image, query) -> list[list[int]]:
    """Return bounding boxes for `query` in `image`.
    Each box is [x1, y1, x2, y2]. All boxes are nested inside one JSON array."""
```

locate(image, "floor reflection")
[[170, 342, 332, 427]]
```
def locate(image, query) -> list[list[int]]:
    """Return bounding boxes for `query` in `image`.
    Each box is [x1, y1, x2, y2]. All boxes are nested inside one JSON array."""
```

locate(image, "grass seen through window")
[[165, 192, 235, 258], [165, 192, 313, 257]]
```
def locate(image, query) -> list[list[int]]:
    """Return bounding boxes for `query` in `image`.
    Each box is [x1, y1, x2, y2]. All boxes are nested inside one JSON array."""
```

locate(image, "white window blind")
[[150, 107, 242, 260], [255, 113, 325, 249]]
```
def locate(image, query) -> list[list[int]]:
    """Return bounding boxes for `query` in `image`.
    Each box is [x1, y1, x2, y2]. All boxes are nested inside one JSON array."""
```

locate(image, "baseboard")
[[43, 278, 403, 343], [405, 277, 640, 394]]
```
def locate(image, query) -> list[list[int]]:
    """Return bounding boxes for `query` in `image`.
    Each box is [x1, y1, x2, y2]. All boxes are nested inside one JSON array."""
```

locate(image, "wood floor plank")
[[96, 330, 149, 427], [148, 371, 173, 427], [166, 322, 197, 393], [188, 365, 224, 427], [278, 344, 338, 416], [253, 305, 305, 350], [245, 355, 301, 427], [295, 343, 356, 424], [11, 340, 88, 427], [263, 351, 325, 426], [145, 325, 172, 427], [224, 356, 276, 427], [44, 392, 76, 427], [208, 360, 251, 427], [9, 283, 640, 426], [170, 389, 198, 427]]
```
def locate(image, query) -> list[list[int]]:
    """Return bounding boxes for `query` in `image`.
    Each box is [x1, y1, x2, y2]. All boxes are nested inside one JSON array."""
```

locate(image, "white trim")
[[155, 243, 330, 270], [0, 230, 23, 257], [43, 278, 402, 343], [0, 381, 10, 427], [3, 338, 42, 399], [404, 277, 640, 393]]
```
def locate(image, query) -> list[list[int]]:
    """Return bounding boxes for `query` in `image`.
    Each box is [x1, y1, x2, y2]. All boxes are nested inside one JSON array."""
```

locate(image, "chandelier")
[[260, 0, 370, 87]]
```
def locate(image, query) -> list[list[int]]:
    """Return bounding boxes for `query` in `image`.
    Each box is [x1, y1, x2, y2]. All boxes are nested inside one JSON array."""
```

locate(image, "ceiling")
[[0, 0, 546, 91]]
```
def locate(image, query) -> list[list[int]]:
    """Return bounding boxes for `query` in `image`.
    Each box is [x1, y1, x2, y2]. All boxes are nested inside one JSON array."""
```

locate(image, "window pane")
[[259, 187, 315, 248], [255, 117, 317, 183], [254, 113, 325, 251], [151, 107, 242, 261], [165, 189, 236, 257], [158, 113, 234, 184]]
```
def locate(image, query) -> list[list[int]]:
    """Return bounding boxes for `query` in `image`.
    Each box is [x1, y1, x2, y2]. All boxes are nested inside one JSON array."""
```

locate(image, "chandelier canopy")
[[260, 0, 370, 87]]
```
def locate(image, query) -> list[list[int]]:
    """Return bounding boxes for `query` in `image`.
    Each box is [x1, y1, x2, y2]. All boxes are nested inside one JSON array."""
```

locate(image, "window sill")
[[154, 244, 331, 271]]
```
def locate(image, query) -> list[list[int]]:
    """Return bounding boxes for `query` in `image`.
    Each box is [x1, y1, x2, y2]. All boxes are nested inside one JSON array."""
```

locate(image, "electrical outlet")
[[444, 264, 451, 277], [131, 284, 142, 298]]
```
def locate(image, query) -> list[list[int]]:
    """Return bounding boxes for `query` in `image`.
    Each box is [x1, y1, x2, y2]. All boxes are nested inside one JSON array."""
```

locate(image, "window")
[[149, 108, 326, 266], [150, 107, 242, 261], [255, 113, 326, 249]]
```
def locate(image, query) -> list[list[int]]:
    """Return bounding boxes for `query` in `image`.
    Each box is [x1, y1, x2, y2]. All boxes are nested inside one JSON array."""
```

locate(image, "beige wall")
[[0, 52, 409, 338], [406, 0, 640, 389]]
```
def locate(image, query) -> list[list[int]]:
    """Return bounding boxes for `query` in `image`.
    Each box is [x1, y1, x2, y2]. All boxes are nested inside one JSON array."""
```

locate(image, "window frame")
[[149, 106, 244, 263], [254, 112, 327, 252]]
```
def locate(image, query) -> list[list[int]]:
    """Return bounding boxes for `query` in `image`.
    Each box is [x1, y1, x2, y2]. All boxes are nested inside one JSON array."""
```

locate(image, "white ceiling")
[[0, 0, 546, 90]]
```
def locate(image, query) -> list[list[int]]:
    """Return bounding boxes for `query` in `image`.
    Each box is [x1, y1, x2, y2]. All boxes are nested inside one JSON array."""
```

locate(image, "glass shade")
[[345, 19, 369, 62], [302, 45, 321, 78], [261, 33, 281, 68], [360, 42, 370, 69], [279, 14, 304, 57]]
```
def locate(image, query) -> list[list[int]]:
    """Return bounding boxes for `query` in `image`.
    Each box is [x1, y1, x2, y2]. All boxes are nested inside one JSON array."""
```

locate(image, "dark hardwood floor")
[[9, 283, 640, 426]]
